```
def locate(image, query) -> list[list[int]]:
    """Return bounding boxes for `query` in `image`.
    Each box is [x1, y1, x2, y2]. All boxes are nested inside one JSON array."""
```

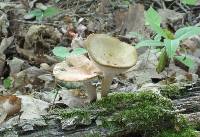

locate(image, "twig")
[[50, 80, 63, 110], [167, 0, 177, 9], [11, 19, 58, 27], [175, 1, 189, 13]]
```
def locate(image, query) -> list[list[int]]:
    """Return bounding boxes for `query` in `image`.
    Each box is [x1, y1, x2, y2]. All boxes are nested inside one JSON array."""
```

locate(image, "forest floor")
[[0, 0, 200, 137]]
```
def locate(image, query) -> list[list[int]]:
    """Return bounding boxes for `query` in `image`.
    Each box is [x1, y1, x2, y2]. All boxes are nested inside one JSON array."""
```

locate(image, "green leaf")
[[145, 7, 161, 26], [135, 40, 163, 49], [43, 7, 61, 17], [52, 46, 70, 59], [55, 0, 61, 3], [151, 24, 168, 38], [25, 7, 61, 21], [154, 34, 162, 41], [181, 0, 198, 5], [52, 47, 87, 59], [145, 7, 168, 38], [156, 50, 169, 73], [65, 48, 87, 58], [164, 39, 180, 59], [175, 55, 195, 69], [163, 29, 175, 40], [3, 77, 12, 89], [175, 26, 200, 41], [26, 9, 43, 20], [122, 0, 130, 5]]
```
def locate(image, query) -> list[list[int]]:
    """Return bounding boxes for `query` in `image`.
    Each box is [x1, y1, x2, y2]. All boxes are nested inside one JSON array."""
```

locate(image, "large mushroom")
[[85, 34, 137, 97], [53, 55, 101, 102]]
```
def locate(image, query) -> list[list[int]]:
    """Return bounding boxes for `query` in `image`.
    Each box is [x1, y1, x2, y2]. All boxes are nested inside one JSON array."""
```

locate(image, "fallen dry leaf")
[[120, 4, 145, 35], [0, 95, 21, 124]]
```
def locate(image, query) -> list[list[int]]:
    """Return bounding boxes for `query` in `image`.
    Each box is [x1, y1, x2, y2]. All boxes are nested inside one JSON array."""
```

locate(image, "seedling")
[[3, 77, 12, 89], [25, 6, 61, 20], [136, 7, 200, 73], [181, 0, 198, 5], [52, 46, 87, 60]]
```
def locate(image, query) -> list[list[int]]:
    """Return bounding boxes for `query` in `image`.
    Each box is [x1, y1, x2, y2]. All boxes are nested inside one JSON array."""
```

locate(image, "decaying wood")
[[173, 95, 200, 113], [172, 83, 200, 128], [184, 112, 200, 126]]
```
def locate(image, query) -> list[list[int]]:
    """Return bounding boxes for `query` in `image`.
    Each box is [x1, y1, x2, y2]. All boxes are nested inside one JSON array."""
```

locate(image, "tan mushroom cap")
[[53, 55, 101, 82], [85, 34, 137, 69]]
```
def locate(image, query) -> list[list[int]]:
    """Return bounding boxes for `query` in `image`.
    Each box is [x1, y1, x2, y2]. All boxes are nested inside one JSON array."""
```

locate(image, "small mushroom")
[[53, 55, 101, 102], [85, 34, 137, 97]]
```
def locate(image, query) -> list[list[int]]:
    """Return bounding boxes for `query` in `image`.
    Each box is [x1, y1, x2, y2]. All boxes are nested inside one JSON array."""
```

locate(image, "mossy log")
[[173, 95, 200, 113], [167, 82, 200, 130], [52, 91, 183, 137], [160, 82, 200, 114]]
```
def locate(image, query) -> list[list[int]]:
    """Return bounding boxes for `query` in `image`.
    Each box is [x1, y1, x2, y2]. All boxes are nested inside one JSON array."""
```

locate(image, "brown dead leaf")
[[113, 9, 127, 31], [98, 0, 111, 15], [16, 46, 58, 65], [158, 9, 185, 31], [16, 46, 35, 61], [0, 95, 21, 124], [0, 36, 14, 55], [120, 4, 145, 35], [181, 39, 197, 53]]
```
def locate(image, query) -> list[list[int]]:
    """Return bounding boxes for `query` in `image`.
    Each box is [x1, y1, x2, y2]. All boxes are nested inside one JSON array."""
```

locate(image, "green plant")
[[26, 6, 61, 20], [54, 0, 61, 3], [3, 77, 12, 89], [122, 0, 132, 5], [54, 91, 177, 136], [160, 84, 186, 99], [181, 0, 198, 5], [155, 128, 197, 137], [136, 7, 200, 73], [52, 46, 87, 60]]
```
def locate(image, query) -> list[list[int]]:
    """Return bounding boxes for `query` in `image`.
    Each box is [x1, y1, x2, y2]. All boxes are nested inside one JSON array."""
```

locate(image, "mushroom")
[[85, 34, 137, 97], [53, 55, 101, 102]]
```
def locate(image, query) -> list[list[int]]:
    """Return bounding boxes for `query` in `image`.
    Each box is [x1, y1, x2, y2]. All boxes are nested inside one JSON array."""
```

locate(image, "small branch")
[[11, 19, 58, 27]]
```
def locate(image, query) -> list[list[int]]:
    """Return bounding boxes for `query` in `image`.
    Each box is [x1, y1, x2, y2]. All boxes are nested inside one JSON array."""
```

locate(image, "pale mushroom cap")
[[53, 55, 100, 82], [85, 34, 137, 69]]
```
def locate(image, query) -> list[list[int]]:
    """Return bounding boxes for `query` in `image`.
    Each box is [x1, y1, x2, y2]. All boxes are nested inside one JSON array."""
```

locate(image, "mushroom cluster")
[[53, 34, 137, 102]]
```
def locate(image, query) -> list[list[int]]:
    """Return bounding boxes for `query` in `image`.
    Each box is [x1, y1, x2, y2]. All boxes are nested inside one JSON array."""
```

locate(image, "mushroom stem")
[[101, 73, 114, 97], [83, 81, 97, 102]]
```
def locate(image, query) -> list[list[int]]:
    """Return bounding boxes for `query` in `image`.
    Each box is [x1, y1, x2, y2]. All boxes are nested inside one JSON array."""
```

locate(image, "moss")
[[94, 92, 175, 136], [53, 108, 94, 127], [160, 84, 186, 99], [154, 115, 198, 137], [92, 91, 173, 111], [53, 91, 179, 136], [155, 128, 198, 137], [56, 108, 91, 119]]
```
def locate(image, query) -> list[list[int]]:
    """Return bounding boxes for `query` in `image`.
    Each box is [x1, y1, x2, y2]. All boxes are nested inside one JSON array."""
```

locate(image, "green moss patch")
[[53, 91, 197, 137], [160, 84, 186, 99], [155, 128, 197, 137], [93, 92, 175, 136]]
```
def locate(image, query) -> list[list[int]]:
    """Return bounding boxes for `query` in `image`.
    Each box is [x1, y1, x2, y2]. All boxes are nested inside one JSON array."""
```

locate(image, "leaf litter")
[[0, 0, 200, 136]]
